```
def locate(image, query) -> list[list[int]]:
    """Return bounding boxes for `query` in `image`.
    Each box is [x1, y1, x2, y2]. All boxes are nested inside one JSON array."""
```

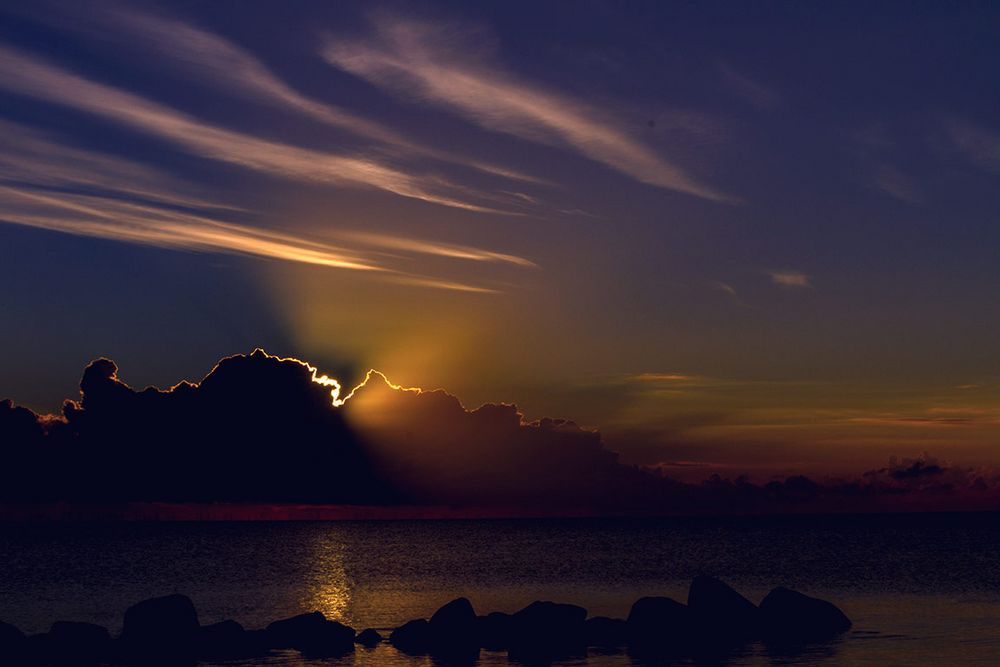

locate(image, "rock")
[[48, 621, 111, 663], [430, 598, 477, 637], [626, 596, 692, 651], [507, 601, 587, 662], [585, 616, 627, 648], [428, 597, 480, 659], [122, 594, 200, 661], [760, 587, 852, 642], [476, 612, 512, 650], [687, 576, 760, 641], [23, 633, 54, 665], [198, 619, 264, 659], [0, 622, 26, 661], [355, 628, 382, 647], [389, 618, 432, 654], [265, 612, 354, 657]]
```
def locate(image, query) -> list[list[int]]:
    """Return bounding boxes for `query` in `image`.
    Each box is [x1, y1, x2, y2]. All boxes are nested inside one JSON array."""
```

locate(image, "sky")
[[1, 1, 999, 481]]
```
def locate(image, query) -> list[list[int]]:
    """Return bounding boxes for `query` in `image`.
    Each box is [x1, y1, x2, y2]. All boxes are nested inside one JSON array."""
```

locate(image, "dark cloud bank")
[[1, 350, 999, 517]]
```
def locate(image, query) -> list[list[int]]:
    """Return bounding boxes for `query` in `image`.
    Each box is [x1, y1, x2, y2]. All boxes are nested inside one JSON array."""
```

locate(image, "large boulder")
[[0, 622, 26, 662], [355, 628, 382, 647], [48, 621, 111, 663], [626, 596, 692, 651], [122, 594, 200, 661], [198, 619, 265, 659], [389, 618, 432, 654], [430, 598, 477, 637], [476, 612, 512, 650], [507, 601, 587, 662], [390, 598, 481, 659], [687, 576, 760, 641], [760, 587, 852, 642], [264, 612, 354, 657], [428, 598, 480, 660], [584, 616, 627, 648]]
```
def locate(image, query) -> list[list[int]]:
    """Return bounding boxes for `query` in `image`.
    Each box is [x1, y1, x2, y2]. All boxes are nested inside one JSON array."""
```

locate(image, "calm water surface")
[[2, 514, 999, 665]]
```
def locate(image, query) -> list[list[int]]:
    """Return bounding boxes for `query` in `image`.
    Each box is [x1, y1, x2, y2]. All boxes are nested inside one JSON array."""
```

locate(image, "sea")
[[2, 513, 999, 665]]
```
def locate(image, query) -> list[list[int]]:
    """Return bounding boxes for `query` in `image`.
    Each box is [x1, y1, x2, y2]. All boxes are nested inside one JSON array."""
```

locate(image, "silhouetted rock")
[[507, 601, 587, 662], [688, 576, 760, 641], [46, 621, 111, 663], [427, 597, 480, 660], [0, 622, 26, 661], [760, 587, 852, 642], [585, 616, 627, 647], [476, 612, 512, 650], [121, 594, 200, 662], [355, 628, 382, 647], [430, 598, 477, 636], [198, 619, 265, 659], [24, 633, 53, 665], [390, 619, 432, 654], [625, 595, 693, 652], [264, 612, 354, 657]]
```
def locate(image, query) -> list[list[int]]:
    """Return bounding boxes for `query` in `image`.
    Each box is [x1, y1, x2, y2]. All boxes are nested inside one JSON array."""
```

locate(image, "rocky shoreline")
[[0, 576, 851, 665]]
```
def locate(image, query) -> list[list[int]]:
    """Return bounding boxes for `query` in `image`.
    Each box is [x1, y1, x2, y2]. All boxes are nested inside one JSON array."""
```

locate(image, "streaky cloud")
[[0, 185, 504, 293], [334, 230, 537, 267], [0, 45, 511, 214], [0, 119, 531, 292], [97, 8, 546, 188], [947, 118, 1000, 174], [872, 164, 922, 205], [0, 119, 239, 212], [322, 14, 735, 203]]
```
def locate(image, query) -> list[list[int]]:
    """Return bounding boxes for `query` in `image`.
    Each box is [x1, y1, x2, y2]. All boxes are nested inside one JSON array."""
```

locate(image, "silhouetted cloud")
[[2, 351, 998, 515]]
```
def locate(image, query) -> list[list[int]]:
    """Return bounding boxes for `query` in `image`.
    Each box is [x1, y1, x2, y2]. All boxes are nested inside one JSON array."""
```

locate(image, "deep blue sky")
[[1, 0, 999, 478]]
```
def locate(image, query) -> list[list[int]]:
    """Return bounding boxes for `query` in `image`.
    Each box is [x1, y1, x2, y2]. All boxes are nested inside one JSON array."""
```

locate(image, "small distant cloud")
[[708, 280, 754, 308], [718, 64, 780, 111], [873, 164, 922, 205], [630, 373, 697, 383], [709, 280, 739, 298], [946, 118, 1000, 173], [768, 270, 811, 289]]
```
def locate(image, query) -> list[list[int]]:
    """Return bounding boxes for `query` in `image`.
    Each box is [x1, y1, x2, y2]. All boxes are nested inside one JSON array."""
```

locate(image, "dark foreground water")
[[2, 513, 1000, 665]]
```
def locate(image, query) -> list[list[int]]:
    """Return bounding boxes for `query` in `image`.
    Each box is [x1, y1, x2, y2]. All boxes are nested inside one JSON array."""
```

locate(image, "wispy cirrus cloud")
[[872, 164, 922, 205], [333, 230, 538, 268], [322, 14, 734, 203], [947, 118, 1000, 174], [0, 120, 239, 212], [0, 121, 531, 292], [0, 184, 502, 293], [0, 45, 515, 214], [85, 8, 546, 188], [718, 64, 780, 111]]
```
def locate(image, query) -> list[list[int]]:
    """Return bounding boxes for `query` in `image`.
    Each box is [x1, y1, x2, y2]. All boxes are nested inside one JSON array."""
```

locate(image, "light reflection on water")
[[301, 534, 350, 621]]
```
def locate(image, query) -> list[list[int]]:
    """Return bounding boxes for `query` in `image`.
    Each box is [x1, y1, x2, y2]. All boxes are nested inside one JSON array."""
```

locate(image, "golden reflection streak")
[[302, 534, 351, 622]]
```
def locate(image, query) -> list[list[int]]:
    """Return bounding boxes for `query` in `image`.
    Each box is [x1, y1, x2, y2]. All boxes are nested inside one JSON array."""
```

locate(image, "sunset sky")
[[2, 1, 1000, 481]]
